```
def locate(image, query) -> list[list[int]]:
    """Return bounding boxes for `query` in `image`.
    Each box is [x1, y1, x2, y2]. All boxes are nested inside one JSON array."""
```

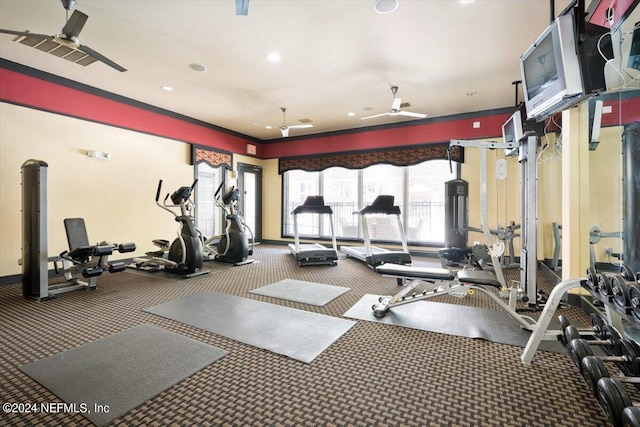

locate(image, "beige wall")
[[0, 103, 193, 276], [588, 126, 624, 261], [460, 142, 522, 256], [0, 101, 629, 278]]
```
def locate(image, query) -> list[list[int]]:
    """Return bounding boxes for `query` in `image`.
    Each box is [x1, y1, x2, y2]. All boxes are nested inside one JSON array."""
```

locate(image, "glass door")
[[237, 163, 262, 242]]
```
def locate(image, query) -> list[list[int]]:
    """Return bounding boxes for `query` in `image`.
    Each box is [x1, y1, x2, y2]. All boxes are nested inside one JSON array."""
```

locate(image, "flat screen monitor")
[[502, 110, 524, 143]]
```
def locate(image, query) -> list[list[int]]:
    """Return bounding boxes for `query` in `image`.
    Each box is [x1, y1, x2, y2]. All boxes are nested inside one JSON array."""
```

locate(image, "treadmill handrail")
[[359, 205, 402, 215], [292, 205, 333, 215]]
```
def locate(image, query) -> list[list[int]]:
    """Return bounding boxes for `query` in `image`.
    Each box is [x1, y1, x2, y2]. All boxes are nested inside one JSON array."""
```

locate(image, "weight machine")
[[448, 133, 538, 304], [21, 160, 135, 300]]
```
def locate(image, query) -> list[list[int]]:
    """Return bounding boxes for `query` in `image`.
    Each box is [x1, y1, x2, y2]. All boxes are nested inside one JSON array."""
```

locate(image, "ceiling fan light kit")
[[361, 85, 427, 121]]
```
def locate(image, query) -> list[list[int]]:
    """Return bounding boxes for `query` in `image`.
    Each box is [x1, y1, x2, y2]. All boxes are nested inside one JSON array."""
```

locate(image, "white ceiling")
[[2, 0, 624, 142]]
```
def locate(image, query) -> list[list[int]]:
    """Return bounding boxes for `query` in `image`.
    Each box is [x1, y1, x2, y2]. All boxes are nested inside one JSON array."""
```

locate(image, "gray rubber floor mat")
[[144, 291, 356, 363], [21, 324, 227, 426]]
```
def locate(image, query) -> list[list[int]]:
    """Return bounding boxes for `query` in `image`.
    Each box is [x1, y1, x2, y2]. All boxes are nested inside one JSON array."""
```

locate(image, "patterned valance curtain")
[[192, 145, 232, 169], [278, 142, 463, 174]]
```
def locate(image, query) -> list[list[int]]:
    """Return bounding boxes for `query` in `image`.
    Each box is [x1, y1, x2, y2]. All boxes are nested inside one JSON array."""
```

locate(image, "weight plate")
[[598, 274, 614, 299], [622, 406, 640, 427], [606, 325, 623, 355], [612, 274, 631, 309], [568, 338, 594, 371], [629, 285, 640, 325], [622, 265, 635, 282], [596, 378, 632, 427], [591, 313, 607, 340], [581, 355, 610, 397], [565, 325, 581, 344], [586, 268, 598, 290]]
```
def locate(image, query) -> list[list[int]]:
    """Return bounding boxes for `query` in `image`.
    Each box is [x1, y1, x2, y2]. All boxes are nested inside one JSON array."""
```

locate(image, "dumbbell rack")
[[584, 267, 640, 335], [562, 270, 640, 427]]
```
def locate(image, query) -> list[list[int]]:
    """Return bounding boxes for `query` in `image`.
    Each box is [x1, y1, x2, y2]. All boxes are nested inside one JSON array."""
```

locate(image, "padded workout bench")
[[371, 264, 539, 332], [372, 264, 588, 365]]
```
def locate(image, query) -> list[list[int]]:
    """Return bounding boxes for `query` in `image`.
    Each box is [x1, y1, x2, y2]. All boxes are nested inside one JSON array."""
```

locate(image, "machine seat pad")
[[457, 270, 501, 288], [376, 264, 455, 281]]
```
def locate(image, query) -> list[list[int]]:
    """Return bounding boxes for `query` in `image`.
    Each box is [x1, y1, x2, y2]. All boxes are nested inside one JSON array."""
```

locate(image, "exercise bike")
[[130, 179, 211, 278], [203, 181, 255, 265]]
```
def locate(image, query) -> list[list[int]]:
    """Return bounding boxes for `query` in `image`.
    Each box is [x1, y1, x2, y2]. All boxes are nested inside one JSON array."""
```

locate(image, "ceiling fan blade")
[[281, 127, 289, 137], [0, 29, 50, 39], [62, 10, 88, 38], [287, 124, 313, 129], [395, 111, 427, 118], [77, 44, 127, 72], [360, 112, 391, 120], [236, 0, 250, 15], [391, 97, 402, 111]]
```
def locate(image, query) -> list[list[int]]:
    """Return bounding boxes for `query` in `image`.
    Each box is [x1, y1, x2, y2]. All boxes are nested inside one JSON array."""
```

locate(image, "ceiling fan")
[[361, 86, 427, 120], [271, 107, 313, 137], [0, 0, 126, 72]]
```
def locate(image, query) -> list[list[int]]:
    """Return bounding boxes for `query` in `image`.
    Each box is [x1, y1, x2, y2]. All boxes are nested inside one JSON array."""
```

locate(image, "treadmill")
[[288, 196, 339, 266], [342, 195, 412, 268]]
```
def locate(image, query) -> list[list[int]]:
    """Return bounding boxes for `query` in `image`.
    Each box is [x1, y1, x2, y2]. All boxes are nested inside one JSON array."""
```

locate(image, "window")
[[282, 159, 455, 245], [323, 168, 358, 238]]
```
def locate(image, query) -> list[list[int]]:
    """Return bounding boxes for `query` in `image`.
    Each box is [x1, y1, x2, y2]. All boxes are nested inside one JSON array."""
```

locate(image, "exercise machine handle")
[[214, 181, 225, 198], [190, 179, 198, 192], [155, 180, 163, 202]]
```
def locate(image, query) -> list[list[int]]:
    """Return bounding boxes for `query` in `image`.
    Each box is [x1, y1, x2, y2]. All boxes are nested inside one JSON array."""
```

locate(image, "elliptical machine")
[[131, 179, 210, 278], [203, 181, 255, 265]]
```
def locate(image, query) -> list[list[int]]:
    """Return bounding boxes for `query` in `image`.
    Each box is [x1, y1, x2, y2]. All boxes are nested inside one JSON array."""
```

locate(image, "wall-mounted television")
[[502, 109, 524, 143], [519, 8, 612, 121]]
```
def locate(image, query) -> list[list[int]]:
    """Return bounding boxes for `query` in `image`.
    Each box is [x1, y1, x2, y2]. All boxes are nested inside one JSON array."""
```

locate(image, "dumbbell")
[[569, 336, 640, 377], [593, 375, 640, 427], [579, 340, 640, 427], [557, 312, 607, 346], [580, 354, 640, 427], [581, 349, 640, 397], [565, 323, 624, 369]]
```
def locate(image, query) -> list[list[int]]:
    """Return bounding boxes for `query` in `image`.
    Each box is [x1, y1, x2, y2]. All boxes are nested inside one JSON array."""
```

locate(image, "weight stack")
[[444, 179, 468, 248], [21, 159, 48, 299], [623, 122, 640, 275]]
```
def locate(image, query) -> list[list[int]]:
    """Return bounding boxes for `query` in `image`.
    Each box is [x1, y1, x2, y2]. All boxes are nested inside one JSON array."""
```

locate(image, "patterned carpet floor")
[[0, 245, 615, 426]]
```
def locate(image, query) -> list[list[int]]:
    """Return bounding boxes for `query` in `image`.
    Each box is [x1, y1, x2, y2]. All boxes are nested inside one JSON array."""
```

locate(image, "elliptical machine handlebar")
[[155, 179, 197, 218], [155, 179, 164, 203], [214, 180, 225, 198]]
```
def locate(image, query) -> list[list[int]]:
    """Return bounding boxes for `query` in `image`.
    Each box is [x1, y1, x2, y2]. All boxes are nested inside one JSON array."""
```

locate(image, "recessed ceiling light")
[[161, 85, 174, 91], [188, 63, 207, 72], [460, 0, 475, 4], [348, 112, 356, 117], [373, 0, 399, 14], [266, 52, 281, 63], [265, 125, 273, 129]]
